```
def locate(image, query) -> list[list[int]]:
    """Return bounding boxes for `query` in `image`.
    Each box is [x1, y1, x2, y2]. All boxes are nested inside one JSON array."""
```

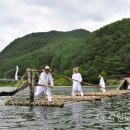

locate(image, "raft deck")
[[5, 90, 130, 108]]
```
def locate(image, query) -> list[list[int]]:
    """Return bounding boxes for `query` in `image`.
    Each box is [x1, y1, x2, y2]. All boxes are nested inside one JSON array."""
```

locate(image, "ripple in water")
[[0, 87, 130, 130]]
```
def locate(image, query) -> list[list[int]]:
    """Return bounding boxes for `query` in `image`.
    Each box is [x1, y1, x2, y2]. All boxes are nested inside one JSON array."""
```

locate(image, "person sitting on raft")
[[71, 67, 84, 97], [34, 66, 54, 102], [98, 75, 106, 92]]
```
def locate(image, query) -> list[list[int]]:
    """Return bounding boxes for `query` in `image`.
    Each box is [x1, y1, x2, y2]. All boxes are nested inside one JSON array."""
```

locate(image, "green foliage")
[[0, 18, 130, 85], [106, 80, 121, 87], [54, 78, 71, 86], [0, 29, 89, 75], [0, 81, 17, 87]]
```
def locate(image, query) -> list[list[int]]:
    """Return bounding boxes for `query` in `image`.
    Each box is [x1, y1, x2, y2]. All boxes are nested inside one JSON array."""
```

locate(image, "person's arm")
[[79, 73, 82, 82], [71, 74, 75, 82], [39, 72, 47, 85], [49, 74, 54, 87], [38, 73, 42, 84], [99, 79, 102, 86]]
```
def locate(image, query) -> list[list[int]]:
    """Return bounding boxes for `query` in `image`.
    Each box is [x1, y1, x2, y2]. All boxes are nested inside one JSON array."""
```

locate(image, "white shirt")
[[38, 72, 54, 86], [72, 73, 82, 84], [99, 77, 105, 87]]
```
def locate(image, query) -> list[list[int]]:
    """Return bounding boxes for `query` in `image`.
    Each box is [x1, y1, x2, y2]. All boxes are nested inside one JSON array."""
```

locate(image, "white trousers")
[[101, 88, 106, 92], [128, 85, 130, 89], [34, 86, 52, 101], [100, 85, 106, 92], [72, 83, 83, 96]]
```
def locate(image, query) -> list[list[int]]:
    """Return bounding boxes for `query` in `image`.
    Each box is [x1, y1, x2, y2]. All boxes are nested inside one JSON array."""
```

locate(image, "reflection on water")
[[0, 87, 130, 130]]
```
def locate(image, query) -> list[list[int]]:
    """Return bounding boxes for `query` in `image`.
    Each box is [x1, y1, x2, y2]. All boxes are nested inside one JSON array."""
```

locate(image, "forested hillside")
[[0, 29, 90, 83], [78, 18, 130, 82], [0, 18, 130, 84]]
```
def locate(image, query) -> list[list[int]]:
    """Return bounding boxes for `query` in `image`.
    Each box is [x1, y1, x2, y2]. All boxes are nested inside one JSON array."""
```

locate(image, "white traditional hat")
[[45, 66, 50, 70]]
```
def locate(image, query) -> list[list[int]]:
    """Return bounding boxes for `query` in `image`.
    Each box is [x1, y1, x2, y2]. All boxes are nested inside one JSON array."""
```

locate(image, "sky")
[[0, 0, 130, 52]]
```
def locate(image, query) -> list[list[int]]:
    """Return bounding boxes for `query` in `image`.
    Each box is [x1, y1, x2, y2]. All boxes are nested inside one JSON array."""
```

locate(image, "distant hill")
[[0, 29, 89, 59], [0, 18, 130, 83], [0, 29, 90, 81]]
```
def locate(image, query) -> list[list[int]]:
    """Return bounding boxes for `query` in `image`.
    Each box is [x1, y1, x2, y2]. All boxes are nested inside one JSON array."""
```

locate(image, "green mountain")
[[78, 18, 130, 81], [0, 18, 130, 84], [0, 29, 90, 82]]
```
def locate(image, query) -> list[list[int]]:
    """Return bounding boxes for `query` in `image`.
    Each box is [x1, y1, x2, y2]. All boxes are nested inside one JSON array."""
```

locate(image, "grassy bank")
[[54, 77, 120, 87], [0, 79, 120, 87], [106, 80, 120, 87], [0, 81, 17, 87]]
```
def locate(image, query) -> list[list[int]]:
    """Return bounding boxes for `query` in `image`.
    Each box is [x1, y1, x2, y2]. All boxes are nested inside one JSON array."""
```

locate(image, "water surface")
[[0, 87, 130, 130]]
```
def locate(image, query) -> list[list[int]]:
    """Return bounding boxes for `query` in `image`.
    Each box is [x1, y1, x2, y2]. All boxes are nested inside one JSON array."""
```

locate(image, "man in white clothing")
[[98, 75, 106, 92], [34, 66, 54, 101], [71, 67, 84, 97]]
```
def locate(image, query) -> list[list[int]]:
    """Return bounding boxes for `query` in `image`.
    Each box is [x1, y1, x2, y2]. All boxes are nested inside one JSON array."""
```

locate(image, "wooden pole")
[[30, 69, 36, 102], [27, 68, 33, 103], [61, 75, 99, 87]]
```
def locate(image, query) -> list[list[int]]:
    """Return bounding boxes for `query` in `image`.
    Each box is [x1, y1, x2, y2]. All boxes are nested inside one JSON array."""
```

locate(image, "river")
[[0, 87, 130, 130]]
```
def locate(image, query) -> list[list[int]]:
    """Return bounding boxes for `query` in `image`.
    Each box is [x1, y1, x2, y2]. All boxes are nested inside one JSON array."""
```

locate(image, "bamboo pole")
[[27, 68, 33, 103], [61, 75, 99, 87], [30, 69, 36, 102]]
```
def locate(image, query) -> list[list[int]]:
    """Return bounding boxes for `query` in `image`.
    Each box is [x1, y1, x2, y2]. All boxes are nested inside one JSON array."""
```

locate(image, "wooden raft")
[[5, 95, 101, 108], [5, 100, 64, 108], [5, 90, 130, 108], [4, 68, 130, 108], [75, 90, 130, 97]]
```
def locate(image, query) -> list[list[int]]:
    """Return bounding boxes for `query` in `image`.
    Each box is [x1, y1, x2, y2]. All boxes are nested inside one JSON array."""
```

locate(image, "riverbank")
[[0, 79, 120, 87], [0, 81, 17, 87]]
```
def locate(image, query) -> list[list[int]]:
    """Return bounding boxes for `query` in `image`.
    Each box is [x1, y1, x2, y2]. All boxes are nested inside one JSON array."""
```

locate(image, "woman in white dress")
[[98, 75, 106, 92], [71, 67, 84, 96]]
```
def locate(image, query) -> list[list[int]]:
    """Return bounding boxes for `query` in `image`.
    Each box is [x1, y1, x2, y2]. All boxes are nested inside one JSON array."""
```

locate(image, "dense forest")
[[0, 18, 130, 85]]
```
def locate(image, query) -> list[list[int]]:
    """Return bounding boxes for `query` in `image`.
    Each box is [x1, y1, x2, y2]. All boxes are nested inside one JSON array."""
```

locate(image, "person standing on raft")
[[98, 75, 106, 92], [34, 66, 54, 102], [71, 67, 84, 97]]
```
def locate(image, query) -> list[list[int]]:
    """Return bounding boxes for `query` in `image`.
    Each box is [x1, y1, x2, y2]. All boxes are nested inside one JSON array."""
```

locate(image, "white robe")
[[99, 77, 106, 92], [72, 73, 83, 96], [128, 85, 130, 89], [34, 72, 54, 101]]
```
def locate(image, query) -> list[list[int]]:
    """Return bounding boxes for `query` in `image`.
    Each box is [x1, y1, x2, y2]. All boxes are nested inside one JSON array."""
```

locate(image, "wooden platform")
[[75, 90, 130, 96], [5, 90, 130, 108], [53, 95, 102, 102], [5, 100, 64, 108]]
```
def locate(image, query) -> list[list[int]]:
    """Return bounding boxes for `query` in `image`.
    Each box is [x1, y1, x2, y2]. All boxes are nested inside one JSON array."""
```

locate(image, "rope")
[[11, 71, 28, 101], [16, 71, 27, 89]]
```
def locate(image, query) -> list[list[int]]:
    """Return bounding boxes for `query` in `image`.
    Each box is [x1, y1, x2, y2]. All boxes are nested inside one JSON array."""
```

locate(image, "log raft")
[[75, 90, 130, 97], [5, 96, 101, 108], [52, 95, 102, 102], [4, 68, 130, 108], [5, 100, 64, 108], [5, 90, 130, 107]]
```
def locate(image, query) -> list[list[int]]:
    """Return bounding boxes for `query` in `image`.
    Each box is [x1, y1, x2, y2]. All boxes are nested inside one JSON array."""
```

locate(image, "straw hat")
[[45, 66, 50, 70]]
